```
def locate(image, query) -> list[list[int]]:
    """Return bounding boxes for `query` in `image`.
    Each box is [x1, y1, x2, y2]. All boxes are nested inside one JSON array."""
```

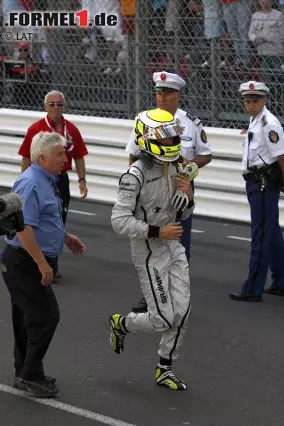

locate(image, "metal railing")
[[3, 108, 284, 226]]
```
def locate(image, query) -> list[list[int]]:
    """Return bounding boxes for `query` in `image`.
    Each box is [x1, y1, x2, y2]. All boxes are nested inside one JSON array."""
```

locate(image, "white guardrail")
[[1, 108, 284, 226]]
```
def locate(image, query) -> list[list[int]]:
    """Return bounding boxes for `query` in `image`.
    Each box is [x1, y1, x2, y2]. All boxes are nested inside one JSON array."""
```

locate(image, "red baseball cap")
[[18, 42, 30, 50]]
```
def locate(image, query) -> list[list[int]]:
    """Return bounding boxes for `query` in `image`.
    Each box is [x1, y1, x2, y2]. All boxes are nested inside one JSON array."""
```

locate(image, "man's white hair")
[[30, 131, 65, 163], [44, 90, 65, 104]]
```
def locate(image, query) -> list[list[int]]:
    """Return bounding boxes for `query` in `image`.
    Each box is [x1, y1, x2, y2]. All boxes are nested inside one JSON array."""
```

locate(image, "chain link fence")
[[0, 0, 284, 128]]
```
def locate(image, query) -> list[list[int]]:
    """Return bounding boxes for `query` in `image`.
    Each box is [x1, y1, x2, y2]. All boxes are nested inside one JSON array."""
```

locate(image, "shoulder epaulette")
[[186, 112, 202, 126], [261, 115, 268, 127]]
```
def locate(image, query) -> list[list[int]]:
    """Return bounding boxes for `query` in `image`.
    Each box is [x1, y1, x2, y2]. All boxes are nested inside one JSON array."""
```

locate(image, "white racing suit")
[[111, 157, 194, 361]]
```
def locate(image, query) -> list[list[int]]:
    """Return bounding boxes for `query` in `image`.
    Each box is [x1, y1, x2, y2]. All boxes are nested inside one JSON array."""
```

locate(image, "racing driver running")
[[109, 108, 194, 391]]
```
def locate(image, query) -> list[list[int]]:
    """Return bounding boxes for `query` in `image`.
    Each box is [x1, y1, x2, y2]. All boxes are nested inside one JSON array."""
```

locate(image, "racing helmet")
[[134, 109, 182, 162]]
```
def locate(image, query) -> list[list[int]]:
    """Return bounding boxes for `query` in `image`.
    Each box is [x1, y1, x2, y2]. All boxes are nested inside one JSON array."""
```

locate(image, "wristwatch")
[[78, 177, 86, 183]]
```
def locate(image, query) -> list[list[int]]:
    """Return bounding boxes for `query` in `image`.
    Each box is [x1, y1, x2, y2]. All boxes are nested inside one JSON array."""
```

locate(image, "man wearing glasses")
[[18, 90, 88, 280], [19, 90, 88, 226]]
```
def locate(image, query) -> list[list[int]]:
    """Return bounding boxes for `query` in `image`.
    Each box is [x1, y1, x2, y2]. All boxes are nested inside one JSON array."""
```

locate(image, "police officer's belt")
[[243, 162, 280, 185]]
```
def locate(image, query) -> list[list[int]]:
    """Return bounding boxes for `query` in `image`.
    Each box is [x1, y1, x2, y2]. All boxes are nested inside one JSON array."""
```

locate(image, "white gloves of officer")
[[172, 162, 199, 212]]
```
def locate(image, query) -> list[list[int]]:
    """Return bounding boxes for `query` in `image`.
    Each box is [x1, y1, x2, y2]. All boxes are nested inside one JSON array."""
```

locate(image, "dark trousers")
[[242, 182, 284, 295], [57, 171, 70, 226], [1, 245, 60, 381]]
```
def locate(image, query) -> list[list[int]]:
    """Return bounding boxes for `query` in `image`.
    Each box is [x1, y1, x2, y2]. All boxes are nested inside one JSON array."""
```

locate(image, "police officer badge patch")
[[269, 130, 279, 144], [201, 129, 207, 143], [0, 263, 7, 273]]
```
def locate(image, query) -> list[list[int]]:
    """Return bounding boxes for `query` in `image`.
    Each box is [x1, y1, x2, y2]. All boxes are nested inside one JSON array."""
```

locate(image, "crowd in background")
[[0, 0, 284, 127]]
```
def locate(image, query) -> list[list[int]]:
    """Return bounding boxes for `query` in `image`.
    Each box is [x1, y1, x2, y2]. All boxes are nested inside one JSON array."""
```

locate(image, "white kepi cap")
[[239, 81, 269, 97], [153, 71, 186, 91]]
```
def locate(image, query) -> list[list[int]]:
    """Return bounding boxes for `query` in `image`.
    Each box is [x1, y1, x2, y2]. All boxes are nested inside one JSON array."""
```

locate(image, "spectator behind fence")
[[101, 0, 125, 76], [221, 0, 252, 66], [165, 0, 180, 33], [202, 0, 229, 68], [14, 42, 41, 82], [11, 42, 44, 108], [3, 0, 26, 57], [44, 0, 82, 87], [121, 0, 135, 35], [151, 0, 167, 35], [180, 0, 204, 57], [16, 42, 36, 64], [248, 0, 284, 74], [2, 0, 43, 58], [82, 0, 125, 75]]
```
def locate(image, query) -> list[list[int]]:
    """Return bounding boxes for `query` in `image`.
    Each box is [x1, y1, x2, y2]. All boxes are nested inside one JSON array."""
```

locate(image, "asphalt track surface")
[[0, 200, 284, 426]]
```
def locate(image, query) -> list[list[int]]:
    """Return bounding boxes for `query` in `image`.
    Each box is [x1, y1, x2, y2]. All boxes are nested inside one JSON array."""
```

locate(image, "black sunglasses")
[[49, 180, 60, 196], [47, 102, 64, 107], [19, 48, 29, 52]]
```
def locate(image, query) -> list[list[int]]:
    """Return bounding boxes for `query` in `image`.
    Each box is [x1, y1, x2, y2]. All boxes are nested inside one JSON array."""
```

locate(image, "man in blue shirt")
[[1, 131, 85, 398]]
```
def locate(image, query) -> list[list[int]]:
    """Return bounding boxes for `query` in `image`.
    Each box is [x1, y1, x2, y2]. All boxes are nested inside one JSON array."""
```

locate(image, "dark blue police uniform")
[[230, 81, 284, 302]]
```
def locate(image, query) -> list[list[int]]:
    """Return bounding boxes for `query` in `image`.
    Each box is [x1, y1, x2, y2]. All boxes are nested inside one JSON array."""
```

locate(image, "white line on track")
[[227, 236, 251, 242], [191, 229, 205, 233], [68, 209, 97, 216], [0, 384, 137, 426]]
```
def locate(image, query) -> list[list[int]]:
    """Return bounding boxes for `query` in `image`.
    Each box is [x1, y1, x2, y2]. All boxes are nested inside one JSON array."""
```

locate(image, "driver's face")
[[156, 137, 173, 145]]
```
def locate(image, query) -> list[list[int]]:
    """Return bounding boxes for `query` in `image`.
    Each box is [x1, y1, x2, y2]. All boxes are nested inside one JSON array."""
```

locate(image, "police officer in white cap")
[[126, 71, 212, 313], [230, 80, 284, 302]]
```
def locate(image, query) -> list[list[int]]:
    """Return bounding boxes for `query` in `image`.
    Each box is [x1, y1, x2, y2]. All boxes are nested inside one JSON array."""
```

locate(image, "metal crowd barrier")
[[1, 108, 284, 225]]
